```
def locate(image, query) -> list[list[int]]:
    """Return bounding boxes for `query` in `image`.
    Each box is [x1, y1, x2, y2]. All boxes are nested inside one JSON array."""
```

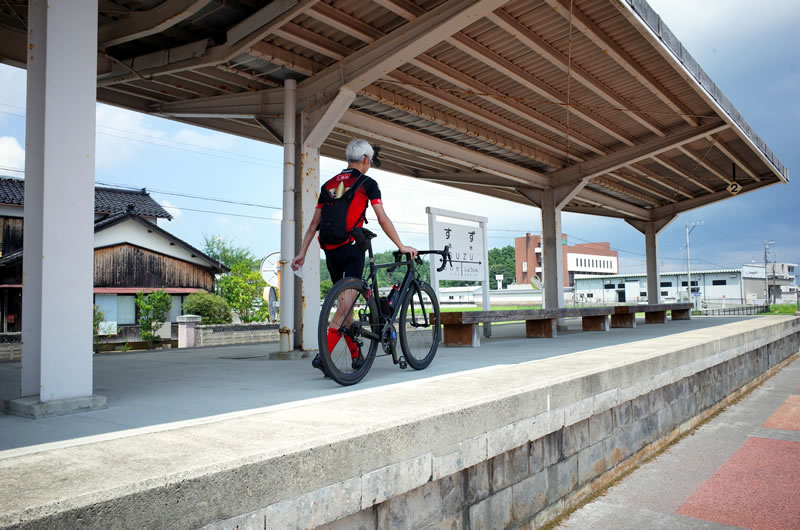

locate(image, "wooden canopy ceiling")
[[0, 0, 788, 221]]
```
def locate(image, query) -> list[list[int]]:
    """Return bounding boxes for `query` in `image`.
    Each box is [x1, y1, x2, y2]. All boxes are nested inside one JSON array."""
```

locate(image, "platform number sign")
[[727, 181, 742, 195], [431, 220, 485, 281]]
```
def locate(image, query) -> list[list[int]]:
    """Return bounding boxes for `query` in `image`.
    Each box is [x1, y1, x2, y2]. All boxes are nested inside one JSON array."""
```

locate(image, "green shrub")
[[135, 289, 173, 349], [183, 292, 233, 324]]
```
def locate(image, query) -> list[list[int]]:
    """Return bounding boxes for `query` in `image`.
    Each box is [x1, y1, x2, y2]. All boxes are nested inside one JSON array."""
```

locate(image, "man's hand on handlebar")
[[399, 245, 418, 259]]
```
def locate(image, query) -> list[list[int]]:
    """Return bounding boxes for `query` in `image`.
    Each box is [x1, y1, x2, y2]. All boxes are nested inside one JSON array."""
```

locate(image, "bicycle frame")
[[347, 238, 446, 365]]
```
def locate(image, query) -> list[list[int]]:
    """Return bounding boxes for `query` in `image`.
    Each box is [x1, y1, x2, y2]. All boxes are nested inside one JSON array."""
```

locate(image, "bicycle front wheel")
[[318, 277, 380, 386], [399, 281, 440, 370]]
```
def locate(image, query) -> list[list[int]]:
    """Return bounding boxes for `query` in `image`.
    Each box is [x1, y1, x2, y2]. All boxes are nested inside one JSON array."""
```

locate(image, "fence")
[[695, 304, 767, 316], [179, 319, 280, 348]]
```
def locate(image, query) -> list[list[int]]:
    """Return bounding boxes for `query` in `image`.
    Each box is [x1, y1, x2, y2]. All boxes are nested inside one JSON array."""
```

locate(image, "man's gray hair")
[[345, 139, 374, 163]]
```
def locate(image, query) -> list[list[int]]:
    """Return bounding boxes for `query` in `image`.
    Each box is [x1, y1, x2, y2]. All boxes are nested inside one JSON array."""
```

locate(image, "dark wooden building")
[[0, 177, 227, 335]]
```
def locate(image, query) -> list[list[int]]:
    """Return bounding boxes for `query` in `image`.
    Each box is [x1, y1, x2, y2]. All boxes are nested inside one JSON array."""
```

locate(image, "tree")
[[320, 279, 333, 297], [488, 245, 516, 288], [203, 235, 259, 270], [183, 292, 232, 324], [217, 262, 269, 322], [135, 290, 173, 349], [93, 305, 105, 353]]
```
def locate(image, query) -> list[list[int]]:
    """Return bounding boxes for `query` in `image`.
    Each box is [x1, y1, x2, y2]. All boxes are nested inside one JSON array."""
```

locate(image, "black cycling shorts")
[[324, 241, 365, 282]]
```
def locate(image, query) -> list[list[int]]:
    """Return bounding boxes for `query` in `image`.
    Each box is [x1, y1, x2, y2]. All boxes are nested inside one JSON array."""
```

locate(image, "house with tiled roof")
[[0, 176, 227, 344]]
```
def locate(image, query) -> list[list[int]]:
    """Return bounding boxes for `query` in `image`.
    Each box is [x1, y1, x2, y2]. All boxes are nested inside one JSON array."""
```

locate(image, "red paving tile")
[[677, 437, 800, 529], [762, 395, 800, 431]]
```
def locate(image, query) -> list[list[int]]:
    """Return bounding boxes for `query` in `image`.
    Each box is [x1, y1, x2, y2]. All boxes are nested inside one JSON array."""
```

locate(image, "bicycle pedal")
[[398, 356, 407, 370]]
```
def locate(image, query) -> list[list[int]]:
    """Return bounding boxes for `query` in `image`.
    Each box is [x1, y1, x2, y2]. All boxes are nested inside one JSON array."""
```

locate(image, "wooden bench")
[[610, 303, 693, 328], [440, 307, 615, 347]]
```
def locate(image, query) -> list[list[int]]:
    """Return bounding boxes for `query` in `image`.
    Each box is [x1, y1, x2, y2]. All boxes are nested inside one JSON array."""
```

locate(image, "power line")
[[96, 180, 282, 210]]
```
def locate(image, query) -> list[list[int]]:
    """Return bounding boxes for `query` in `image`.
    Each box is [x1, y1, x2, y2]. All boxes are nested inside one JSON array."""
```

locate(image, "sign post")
[[427, 207, 490, 337]]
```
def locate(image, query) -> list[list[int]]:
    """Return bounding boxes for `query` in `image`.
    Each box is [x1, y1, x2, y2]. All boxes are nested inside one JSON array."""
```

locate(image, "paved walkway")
[[561, 356, 800, 529], [0, 316, 752, 452]]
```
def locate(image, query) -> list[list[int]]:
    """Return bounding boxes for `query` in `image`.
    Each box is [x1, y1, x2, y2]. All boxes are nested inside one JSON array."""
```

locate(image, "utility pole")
[[685, 221, 702, 305], [764, 240, 775, 307]]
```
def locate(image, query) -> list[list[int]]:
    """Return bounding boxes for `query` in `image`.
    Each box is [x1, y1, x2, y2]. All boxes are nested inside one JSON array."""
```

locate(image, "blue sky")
[[0, 0, 797, 276]]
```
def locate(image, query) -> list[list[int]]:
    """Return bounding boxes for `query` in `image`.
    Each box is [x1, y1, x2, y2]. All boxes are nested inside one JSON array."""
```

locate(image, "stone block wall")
[[209, 327, 800, 530], [195, 323, 279, 347]]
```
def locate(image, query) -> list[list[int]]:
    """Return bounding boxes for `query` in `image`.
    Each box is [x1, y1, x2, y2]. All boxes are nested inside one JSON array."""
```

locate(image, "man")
[[291, 139, 417, 375]]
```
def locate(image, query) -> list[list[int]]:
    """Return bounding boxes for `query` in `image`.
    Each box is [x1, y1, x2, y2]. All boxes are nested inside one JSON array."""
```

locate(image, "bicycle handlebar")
[[391, 245, 452, 272]]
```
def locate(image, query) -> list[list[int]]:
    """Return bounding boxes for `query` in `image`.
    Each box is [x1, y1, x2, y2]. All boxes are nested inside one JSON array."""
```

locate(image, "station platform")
[[1, 315, 753, 452]]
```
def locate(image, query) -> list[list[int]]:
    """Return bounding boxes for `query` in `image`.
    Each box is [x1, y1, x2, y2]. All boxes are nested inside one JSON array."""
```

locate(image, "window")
[[661, 291, 668, 296], [604, 283, 615, 289], [681, 281, 699, 287], [712, 280, 727, 286], [640, 292, 647, 297], [617, 284, 624, 288], [660, 281, 672, 287], [586, 293, 593, 298], [448, 296, 454, 300], [117, 296, 136, 325]]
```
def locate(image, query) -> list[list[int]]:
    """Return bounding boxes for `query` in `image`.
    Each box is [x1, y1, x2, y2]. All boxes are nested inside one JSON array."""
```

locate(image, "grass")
[[762, 303, 798, 315]]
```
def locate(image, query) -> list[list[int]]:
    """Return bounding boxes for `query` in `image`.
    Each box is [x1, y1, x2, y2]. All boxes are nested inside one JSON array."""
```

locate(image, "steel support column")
[[20, 1, 102, 408], [279, 79, 296, 352]]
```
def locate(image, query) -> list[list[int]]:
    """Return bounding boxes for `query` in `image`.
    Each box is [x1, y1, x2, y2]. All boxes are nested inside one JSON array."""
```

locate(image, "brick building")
[[515, 232, 619, 287]]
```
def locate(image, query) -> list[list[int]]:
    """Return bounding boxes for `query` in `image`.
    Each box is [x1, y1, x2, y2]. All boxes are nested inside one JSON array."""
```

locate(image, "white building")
[[574, 269, 750, 306]]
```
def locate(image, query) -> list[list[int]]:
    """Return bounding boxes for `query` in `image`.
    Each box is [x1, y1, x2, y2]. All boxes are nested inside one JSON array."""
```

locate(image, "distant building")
[[574, 266, 797, 306], [515, 233, 618, 288], [741, 263, 797, 304]]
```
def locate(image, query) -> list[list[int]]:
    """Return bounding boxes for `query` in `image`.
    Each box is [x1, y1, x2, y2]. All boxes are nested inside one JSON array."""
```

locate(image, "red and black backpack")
[[318, 173, 368, 247]]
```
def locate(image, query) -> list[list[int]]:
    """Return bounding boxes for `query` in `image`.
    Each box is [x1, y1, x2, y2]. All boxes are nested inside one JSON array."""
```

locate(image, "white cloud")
[[0, 136, 25, 174], [160, 199, 181, 219], [173, 128, 235, 151]]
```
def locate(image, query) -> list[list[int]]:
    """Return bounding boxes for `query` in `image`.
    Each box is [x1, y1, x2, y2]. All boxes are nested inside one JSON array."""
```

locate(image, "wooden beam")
[[361, 85, 566, 169], [446, 33, 636, 148], [247, 41, 323, 77], [550, 121, 728, 188], [306, 4, 384, 43], [338, 110, 550, 188], [486, 9, 666, 137], [98, 0, 213, 48], [628, 163, 694, 199], [652, 155, 715, 194], [387, 71, 574, 162], [540, 0, 699, 128], [274, 23, 352, 60], [678, 144, 733, 185], [711, 139, 762, 183], [373, 0, 424, 20]]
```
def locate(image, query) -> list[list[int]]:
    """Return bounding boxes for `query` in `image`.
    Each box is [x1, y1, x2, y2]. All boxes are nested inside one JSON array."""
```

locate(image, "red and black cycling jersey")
[[316, 168, 382, 250]]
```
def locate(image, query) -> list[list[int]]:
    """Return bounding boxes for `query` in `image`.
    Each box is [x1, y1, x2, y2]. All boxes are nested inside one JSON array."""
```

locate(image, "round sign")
[[260, 252, 281, 287]]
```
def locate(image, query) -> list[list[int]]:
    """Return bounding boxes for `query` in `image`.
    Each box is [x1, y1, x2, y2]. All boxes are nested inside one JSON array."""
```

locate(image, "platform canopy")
[[0, 0, 789, 221]]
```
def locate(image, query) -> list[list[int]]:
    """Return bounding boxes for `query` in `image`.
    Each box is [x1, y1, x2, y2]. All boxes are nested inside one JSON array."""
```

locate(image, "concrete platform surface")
[[561, 355, 800, 529], [0, 316, 753, 452]]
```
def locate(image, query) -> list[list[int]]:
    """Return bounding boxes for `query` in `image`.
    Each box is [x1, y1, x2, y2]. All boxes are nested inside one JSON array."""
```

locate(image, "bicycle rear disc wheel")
[[399, 282, 440, 370], [318, 277, 379, 386]]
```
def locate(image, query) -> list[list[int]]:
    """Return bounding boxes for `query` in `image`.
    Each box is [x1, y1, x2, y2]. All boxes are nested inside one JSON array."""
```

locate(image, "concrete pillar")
[[540, 190, 563, 310], [644, 223, 660, 304], [627, 216, 676, 306], [17, 1, 105, 415], [177, 315, 201, 348]]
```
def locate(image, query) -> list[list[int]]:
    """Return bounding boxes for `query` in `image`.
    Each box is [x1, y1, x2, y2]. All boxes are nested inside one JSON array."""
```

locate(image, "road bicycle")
[[317, 228, 451, 386]]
